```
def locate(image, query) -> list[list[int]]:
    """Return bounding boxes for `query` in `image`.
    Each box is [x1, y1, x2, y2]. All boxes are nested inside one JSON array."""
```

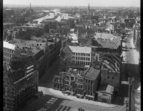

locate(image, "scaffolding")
[[3, 59, 39, 111]]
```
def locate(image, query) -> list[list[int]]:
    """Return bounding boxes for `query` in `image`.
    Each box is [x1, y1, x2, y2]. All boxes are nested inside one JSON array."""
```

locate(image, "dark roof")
[[34, 50, 44, 61], [84, 67, 100, 80]]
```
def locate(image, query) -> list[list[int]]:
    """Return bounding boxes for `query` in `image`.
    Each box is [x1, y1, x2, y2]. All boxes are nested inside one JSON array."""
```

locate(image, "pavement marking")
[[56, 105, 64, 111], [38, 97, 59, 111]]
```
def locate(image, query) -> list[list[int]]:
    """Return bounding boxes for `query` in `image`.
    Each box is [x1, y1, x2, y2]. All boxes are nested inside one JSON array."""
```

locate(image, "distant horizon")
[[4, 3, 140, 8], [4, 0, 140, 8]]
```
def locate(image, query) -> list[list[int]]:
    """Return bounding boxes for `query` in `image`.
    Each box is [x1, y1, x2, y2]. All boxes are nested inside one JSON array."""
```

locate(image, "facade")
[[134, 84, 140, 111], [3, 41, 16, 64], [84, 67, 100, 100], [4, 34, 62, 79], [53, 68, 86, 95], [3, 56, 39, 111], [38, 37, 62, 78], [92, 48, 121, 91], [70, 46, 92, 65], [59, 45, 92, 72], [100, 67, 120, 90], [53, 67, 100, 101]]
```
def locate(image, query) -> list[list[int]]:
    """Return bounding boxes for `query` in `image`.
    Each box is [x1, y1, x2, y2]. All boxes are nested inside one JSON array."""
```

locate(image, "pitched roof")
[[93, 33, 121, 49], [84, 67, 100, 80], [68, 46, 91, 53]]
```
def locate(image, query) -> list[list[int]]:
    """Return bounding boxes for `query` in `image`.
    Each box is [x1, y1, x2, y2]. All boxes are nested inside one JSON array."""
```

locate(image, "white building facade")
[[3, 41, 16, 64], [69, 46, 92, 66]]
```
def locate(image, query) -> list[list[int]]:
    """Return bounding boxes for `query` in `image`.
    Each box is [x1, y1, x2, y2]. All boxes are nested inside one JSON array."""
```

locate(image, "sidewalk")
[[38, 86, 120, 108]]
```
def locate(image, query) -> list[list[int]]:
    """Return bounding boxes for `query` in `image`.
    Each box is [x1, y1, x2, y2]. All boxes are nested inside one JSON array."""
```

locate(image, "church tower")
[[30, 3, 31, 10], [88, 3, 90, 14]]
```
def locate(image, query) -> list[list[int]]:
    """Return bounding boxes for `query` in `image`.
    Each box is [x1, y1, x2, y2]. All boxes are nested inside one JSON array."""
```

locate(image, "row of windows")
[[4, 57, 10, 63], [73, 53, 90, 56], [72, 56, 90, 61], [107, 75, 114, 80], [65, 81, 70, 85], [78, 84, 83, 89], [86, 92, 93, 96], [86, 86, 93, 91], [85, 79, 93, 84], [72, 61, 90, 65], [77, 79, 83, 83], [3, 48, 14, 54], [4, 53, 13, 58]]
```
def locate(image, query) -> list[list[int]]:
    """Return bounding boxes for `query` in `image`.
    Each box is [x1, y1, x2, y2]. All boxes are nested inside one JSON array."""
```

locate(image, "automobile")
[[76, 94, 84, 99], [78, 108, 84, 111], [63, 91, 74, 95]]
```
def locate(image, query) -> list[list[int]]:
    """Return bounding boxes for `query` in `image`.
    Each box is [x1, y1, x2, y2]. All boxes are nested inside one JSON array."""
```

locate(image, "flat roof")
[[84, 67, 100, 80], [69, 46, 91, 53], [3, 41, 16, 50]]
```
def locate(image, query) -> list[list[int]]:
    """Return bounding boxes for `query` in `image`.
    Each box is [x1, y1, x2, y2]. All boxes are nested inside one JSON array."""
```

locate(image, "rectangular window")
[[107, 76, 110, 79]]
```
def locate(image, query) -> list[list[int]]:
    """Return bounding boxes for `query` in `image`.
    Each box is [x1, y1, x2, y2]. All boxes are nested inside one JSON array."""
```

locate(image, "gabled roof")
[[93, 33, 121, 49], [84, 67, 100, 80]]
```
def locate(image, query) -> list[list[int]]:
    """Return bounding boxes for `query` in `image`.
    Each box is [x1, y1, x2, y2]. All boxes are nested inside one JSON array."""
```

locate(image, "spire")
[[30, 3, 31, 10]]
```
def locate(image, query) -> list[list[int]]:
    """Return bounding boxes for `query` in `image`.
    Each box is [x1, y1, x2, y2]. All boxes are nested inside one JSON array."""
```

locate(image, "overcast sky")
[[4, 0, 140, 7]]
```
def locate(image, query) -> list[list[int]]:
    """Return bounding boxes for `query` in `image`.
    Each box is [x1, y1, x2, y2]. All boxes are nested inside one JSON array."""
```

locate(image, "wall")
[[101, 69, 120, 88]]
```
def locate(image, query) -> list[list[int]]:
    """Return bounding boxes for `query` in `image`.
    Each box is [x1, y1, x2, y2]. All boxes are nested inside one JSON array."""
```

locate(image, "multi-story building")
[[3, 41, 16, 64], [3, 55, 39, 111], [53, 68, 86, 94], [53, 67, 100, 101], [100, 65, 120, 90], [59, 46, 92, 72], [5, 32, 62, 79], [84, 67, 100, 100]]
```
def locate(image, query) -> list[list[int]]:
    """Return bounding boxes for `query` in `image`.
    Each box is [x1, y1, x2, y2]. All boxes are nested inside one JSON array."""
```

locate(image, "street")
[[39, 58, 60, 88], [121, 31, 140, 111], [24, 95, 65, 111]]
